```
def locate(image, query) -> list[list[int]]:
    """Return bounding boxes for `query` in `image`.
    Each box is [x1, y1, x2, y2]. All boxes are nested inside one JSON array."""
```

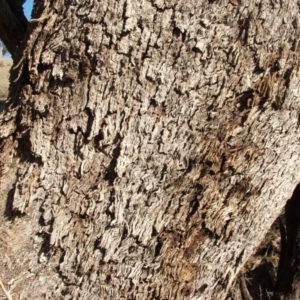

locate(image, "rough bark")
[[1, 0, 300, 299]]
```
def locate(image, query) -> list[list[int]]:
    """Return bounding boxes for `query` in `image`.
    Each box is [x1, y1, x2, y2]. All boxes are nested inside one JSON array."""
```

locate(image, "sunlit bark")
[[1, 1, 300, 299]]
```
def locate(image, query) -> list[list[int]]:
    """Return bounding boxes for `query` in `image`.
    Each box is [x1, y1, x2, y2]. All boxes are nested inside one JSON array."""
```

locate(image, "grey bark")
[[1, 0, 300, 299]]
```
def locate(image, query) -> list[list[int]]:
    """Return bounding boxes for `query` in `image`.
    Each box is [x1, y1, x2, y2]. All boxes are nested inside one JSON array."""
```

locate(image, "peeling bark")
[[1, 1, 300, 299]]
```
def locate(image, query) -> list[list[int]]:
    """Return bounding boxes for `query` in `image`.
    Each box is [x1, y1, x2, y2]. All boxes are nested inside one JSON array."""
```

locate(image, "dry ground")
[[0, 59, 12, 101]]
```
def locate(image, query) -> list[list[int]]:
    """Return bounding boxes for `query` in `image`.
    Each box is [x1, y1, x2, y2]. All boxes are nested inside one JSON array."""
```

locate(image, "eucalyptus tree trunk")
[[1, 1, 300, 299]]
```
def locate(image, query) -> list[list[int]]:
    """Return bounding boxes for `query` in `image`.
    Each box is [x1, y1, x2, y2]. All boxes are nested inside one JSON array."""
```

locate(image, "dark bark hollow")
[[1, 1, 300, 299]]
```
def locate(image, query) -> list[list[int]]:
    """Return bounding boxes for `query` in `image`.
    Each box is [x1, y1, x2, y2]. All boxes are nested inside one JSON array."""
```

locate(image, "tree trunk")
[[1, 1, 300, 299]]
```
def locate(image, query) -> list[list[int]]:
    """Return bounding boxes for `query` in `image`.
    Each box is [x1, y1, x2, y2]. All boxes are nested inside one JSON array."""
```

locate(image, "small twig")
[[29, 16, 48, 23], [240, 275, 253, 300], [0, 277, 12, 300]]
